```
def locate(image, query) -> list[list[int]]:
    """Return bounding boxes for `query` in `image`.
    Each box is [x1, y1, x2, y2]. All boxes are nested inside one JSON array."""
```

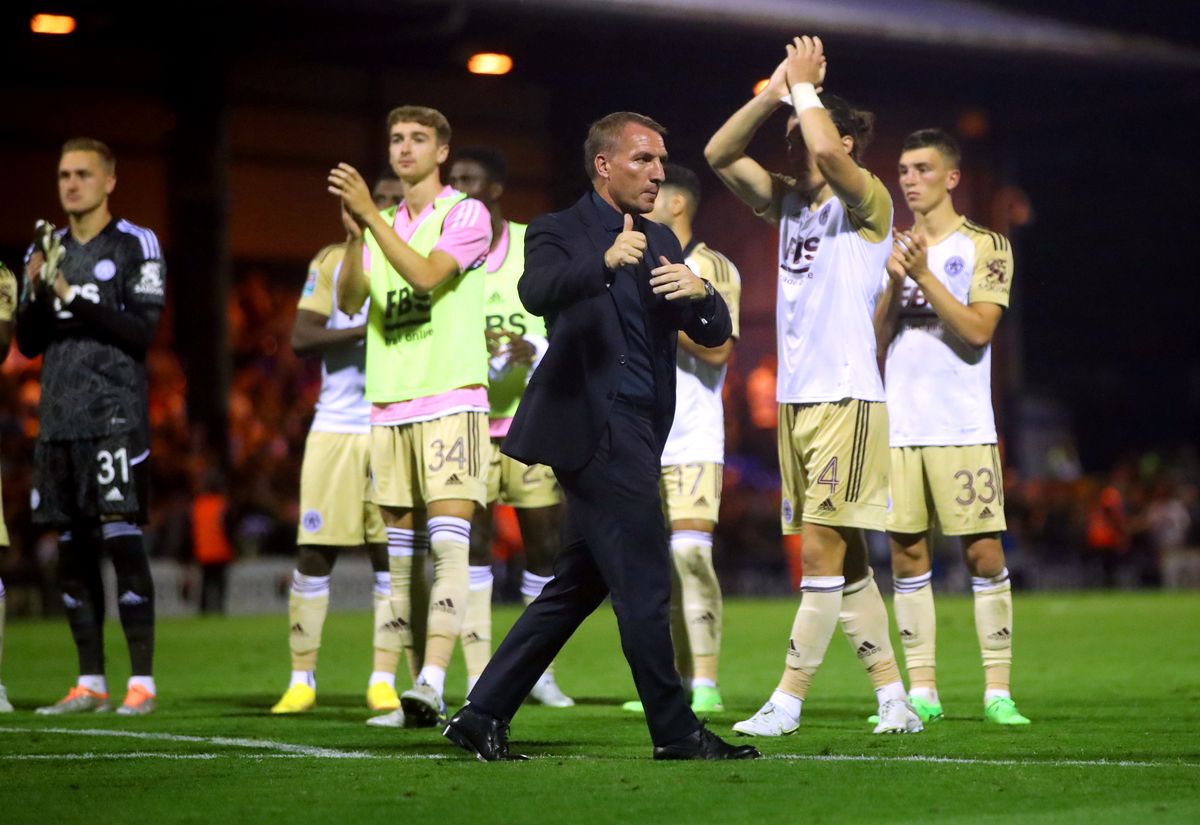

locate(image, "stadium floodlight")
[[468, 53, 513, 75], [31, 13, 76, 35]]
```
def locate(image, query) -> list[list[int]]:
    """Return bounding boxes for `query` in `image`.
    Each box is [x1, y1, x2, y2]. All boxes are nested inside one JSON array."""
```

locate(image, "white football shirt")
[[661, 242, 741, 467], [884, 216, 1014, 446], [297, 246, 371, 434], [763, 170, 892, 404]]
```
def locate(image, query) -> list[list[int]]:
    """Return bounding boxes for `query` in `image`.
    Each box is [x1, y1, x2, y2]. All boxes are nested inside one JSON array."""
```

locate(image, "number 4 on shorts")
[[818, 457, 839, 494]]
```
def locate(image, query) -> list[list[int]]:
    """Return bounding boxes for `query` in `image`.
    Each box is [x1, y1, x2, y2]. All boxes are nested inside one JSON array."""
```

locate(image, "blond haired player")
[[447, 147, 574, 708], [874, 128, 1029, 726], [271, 178, 411, 716], [0, 261, 14, 713], [20, 139, 164, 717], [621, 163, 739, 715], [706, 36, 920, 735], [331, 106, 491, 728]]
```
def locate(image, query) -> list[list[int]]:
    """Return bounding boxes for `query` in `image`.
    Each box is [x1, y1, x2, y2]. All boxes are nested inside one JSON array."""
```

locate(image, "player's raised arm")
[[0, 262, 16, 362], [329, 162, 461, 295], [704, 59, 789, 218], [785, 36, 870, 208], [56, 229, 164, 358], [293, 245, 365, 356], [334, 199, 371, 316], [894, 230, 1004, 348], [678, 332, 733, 368], [873, 251, 908, 355]]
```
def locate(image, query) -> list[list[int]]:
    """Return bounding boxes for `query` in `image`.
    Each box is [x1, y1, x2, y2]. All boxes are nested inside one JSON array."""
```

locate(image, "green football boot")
[[909, 694, 944, 723], [984, 696, 1031, 725], [690, 685, 725, 713], [621, 700, 645, 713]]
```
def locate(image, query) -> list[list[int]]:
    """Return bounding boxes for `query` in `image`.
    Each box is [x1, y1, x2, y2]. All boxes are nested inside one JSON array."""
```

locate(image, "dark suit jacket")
[[502, 192, 732, 471]]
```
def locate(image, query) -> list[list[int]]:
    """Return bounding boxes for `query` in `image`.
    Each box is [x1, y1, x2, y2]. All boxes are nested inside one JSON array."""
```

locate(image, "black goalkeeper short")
[[32, 432, 150, 527]]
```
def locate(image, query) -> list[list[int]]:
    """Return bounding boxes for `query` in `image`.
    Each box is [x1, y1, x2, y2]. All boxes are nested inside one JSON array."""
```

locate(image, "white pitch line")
[[0, 726, 372, 759], [1, 728, 1195, 769], [0, 753, 450, 762], [765, 753, 1200, 769], [1, 752, 222, 761]]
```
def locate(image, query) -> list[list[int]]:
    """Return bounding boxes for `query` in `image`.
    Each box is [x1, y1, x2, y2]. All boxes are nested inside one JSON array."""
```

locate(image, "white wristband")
[[789, 82, 823, 114]]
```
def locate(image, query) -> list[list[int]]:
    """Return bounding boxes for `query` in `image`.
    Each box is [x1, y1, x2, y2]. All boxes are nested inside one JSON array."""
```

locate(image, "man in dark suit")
[[443, 112, 758, 761]]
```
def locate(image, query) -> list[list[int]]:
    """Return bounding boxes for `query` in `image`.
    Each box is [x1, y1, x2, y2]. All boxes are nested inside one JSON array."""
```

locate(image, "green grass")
[[2, 592, 1199, 823]]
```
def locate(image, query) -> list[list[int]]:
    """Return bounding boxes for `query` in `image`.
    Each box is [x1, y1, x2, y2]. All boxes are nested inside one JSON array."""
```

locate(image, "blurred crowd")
[[1, 271, 1197, 615]]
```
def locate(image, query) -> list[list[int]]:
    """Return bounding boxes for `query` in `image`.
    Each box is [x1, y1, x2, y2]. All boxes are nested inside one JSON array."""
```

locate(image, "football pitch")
[[2, 591, 1198, 823]]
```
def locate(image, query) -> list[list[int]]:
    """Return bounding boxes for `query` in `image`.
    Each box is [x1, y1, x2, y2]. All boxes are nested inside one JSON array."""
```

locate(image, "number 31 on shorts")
[[97, 447, 130, 485]]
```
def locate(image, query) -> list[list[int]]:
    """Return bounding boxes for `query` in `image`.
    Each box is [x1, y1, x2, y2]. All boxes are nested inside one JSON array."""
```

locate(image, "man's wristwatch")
[[701, 278, 715, 299]]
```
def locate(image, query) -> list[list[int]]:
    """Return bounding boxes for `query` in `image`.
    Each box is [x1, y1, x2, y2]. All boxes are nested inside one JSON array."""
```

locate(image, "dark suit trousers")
[[467, 400, 698, 746]]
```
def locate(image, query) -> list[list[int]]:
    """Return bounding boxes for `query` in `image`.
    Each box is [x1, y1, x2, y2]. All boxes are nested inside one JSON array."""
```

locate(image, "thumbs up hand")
[[604, 213, 648, 271]]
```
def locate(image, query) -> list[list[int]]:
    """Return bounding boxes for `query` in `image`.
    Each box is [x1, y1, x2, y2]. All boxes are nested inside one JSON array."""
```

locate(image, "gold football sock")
[[839, 571, 902, 691], [410, 530, 430, 681], [777, 576, 844, 700], [973, 569, 1013, 693], [671, 530, 722, 685], [288, 572, 330, 672], [669, 574, 690, 684], [460, 565, 493, 681], [893, 571, 936, 690], [386, 528, 422, 683], [371, 572, 401, 677], [423, 516, 471, 671]]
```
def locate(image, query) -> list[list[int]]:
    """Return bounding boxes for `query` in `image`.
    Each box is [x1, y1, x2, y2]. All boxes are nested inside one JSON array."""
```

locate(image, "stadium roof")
[[465, 0, 1200, 68]]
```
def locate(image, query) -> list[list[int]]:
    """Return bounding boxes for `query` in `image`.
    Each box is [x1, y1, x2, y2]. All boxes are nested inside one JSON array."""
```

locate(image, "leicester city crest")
[[93, 259, 117, 282], [302, 509, 323, 533], [944, 256, 965, 276]]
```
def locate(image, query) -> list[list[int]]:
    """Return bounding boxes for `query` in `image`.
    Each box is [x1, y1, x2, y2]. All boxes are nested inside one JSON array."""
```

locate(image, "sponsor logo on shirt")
[[782, 236, 821, 279]]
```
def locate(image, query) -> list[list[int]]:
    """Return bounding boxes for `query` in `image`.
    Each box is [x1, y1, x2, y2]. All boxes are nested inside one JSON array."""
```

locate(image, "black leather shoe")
[[653, 725, 761, 760], [443, 704, 529, 762]]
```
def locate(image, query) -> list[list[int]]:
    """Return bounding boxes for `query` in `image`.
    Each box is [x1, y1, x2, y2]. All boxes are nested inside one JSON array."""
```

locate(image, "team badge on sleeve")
[[982, 257, 1010, 289], [302, 266, 319, 298], [0, 262, 16, 320], [134, 261, 165, 298]]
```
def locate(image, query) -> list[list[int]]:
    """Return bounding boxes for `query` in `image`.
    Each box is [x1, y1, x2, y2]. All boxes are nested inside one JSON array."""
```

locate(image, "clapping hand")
[[650, 256, 708, 302]]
